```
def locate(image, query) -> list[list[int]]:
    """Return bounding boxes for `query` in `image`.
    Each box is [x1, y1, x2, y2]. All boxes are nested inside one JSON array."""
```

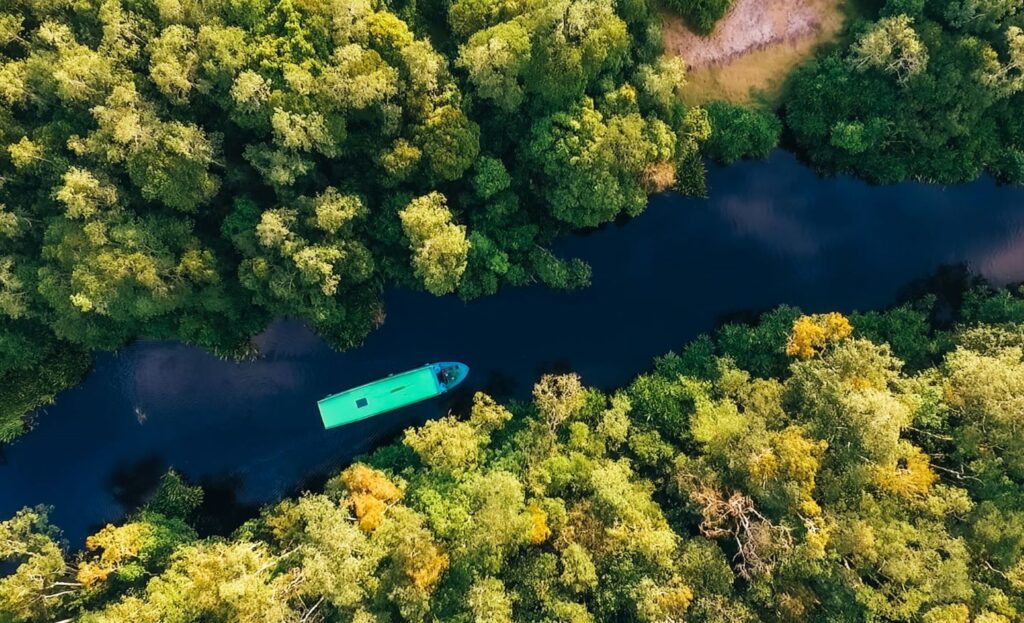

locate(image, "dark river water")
[[5, 151, 1024, 544]]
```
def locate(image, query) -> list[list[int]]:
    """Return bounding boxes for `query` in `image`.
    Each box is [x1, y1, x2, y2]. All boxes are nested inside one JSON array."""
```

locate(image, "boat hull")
[[318, 362, 469, 429]]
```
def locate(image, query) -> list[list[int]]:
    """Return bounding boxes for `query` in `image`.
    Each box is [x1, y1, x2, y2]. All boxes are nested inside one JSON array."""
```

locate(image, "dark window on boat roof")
[[356, 398, 368, 408]]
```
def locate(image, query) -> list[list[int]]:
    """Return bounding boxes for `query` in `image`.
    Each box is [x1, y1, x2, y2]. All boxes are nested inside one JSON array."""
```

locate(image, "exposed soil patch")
[[663, 0, 845, 103], [664, 0, 840, 67]]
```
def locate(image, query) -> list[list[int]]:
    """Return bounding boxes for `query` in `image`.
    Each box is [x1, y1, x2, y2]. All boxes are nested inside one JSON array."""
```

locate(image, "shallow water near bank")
[[4, 150, 1024, 544]]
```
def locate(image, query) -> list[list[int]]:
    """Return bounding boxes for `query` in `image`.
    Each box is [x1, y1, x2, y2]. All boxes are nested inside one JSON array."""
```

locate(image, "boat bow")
[[434, 362, 469, 392]]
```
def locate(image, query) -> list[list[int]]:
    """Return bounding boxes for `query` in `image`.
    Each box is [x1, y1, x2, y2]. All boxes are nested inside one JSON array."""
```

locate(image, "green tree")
[[943, 345, 1024, 477], [0, 507, 76, 622], [703, 102, 782, 164], [457, 22, 532, 111], [399, 193, 471, 295], [523, 0, 630, 108], [526, 97, 677, 226], [850, 15, 930, 85], [664, 0, 734, 34]]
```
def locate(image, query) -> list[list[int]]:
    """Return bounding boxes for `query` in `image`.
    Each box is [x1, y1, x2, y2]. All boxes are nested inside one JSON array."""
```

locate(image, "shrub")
[[664, 0, 734, 34], [703, 102, 782, 164]]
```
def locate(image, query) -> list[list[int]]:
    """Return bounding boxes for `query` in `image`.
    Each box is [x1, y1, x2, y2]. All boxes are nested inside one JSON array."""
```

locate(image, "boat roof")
[[318, 365, 440, 429]]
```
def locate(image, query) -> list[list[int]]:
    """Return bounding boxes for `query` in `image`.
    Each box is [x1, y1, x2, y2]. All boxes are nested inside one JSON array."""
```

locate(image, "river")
[[4, 150, 1024, 544]]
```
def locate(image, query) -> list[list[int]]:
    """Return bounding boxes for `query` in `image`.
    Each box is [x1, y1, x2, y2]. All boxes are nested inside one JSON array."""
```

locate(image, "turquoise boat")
[[318, 362, 469, 429]]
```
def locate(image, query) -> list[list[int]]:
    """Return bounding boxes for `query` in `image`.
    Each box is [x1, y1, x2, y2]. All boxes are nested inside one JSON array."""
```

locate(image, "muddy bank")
[[663, 0, 842, 68]]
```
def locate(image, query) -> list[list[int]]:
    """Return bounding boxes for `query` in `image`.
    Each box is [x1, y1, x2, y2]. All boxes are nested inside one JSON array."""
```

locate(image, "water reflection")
[[3, 151, 1024, 544], [978, 230, 1024, 282]]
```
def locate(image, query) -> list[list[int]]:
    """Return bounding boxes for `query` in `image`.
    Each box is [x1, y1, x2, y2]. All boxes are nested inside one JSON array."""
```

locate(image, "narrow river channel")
[[4, 150, 1024, 544]]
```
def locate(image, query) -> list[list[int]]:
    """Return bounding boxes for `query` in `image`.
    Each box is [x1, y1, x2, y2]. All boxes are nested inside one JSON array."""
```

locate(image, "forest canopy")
[[0, 0, 710, 441], [784, 0, 1024, 183], [4, 287, 1024, 622]]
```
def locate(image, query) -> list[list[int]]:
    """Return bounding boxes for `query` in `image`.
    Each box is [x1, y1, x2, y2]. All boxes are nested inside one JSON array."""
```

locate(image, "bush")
[[703, 102, 783, 164], [664, 0, 733, 34]]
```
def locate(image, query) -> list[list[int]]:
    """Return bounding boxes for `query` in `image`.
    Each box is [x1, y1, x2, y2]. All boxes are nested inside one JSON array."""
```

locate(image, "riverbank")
[[663, 0, 846, 104]]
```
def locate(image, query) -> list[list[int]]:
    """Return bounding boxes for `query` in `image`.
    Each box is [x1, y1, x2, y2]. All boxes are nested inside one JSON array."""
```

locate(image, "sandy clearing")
[[663, 0, 841, 68], [662, 0, 845, 103]]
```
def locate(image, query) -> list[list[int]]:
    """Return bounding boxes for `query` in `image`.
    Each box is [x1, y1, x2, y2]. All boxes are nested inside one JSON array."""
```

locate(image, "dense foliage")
[[5, 288, 1024, 622], [663, 0, 734, 34], [0, 0, 711, 441], [785, 0, 1024, 183], [702, 102, 782, 164]]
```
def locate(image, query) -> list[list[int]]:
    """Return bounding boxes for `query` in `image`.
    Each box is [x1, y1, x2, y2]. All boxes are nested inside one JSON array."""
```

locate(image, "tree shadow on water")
[[714, 306, 779, 329], [894, 263, 989, 327], [711, 264, 993, 333], [192, 474, 260, 537], [105, 455, 167, 514], [105, 457, 259, 537], [475, 369, 518, 400], [445, 384, 478, 415], [535, 358, 575, 378]]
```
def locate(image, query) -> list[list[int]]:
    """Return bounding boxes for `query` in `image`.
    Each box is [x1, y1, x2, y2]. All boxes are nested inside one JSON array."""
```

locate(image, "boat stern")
[[434, 361, 469, 392]]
